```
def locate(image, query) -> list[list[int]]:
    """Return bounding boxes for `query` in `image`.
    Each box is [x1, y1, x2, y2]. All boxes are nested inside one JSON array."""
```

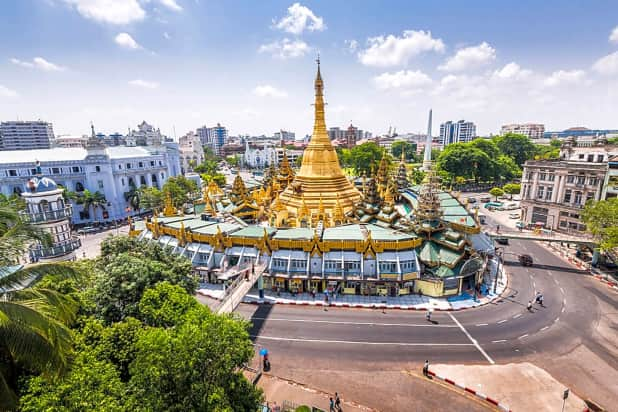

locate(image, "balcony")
[[29, 236, 81, 260], [19, 205, 73, 223]]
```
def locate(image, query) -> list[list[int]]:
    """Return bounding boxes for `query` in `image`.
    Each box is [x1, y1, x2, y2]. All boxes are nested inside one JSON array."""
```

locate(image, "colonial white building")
[[127, 121, 163, 147], [242, 141, 302, 169], [0, 142, 181, 224]]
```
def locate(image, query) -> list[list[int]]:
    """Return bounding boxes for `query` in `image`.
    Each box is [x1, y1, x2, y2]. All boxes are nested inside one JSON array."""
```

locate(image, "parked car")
[[480, 196, 491, 202], [495, 237, 509, 245], [467, 197, 477, 203], [519, 254, 533, 266], [504, 203, 520, 210], [509, 212, 520, 219]]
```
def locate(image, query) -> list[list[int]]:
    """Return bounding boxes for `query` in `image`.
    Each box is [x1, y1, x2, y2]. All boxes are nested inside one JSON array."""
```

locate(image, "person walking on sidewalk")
[[329, 397, 335, 412], [423, 360, 429, 376], [335, 392, 341, 411]]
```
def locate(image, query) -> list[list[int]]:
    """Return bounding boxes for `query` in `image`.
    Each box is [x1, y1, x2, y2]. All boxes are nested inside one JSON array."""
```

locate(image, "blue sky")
[[1, 0, 618, 138]]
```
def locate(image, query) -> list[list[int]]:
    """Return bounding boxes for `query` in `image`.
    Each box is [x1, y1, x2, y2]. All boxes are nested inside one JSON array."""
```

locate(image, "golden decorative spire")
[[298, 194, 310, 219], [163, 191, 176, 216], [332, 194, 344, 224], [318, 193, 325, 216]]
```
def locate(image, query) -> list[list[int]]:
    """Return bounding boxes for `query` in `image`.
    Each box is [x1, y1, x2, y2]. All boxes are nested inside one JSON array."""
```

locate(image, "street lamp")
[[493, 248, 503, 294]]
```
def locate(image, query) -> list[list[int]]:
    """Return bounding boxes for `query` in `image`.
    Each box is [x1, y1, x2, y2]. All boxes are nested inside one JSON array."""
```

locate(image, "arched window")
[[75, 182, 85, 192]]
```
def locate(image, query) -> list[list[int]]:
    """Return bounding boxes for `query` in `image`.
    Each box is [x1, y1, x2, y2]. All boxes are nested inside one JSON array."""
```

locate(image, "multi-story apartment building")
[[601, 155, 618, 200], [520, 137, 617, 232], [440, 120, 477, 146], [126, 121, 163, 147], [0, 132, 181, 224], [0, 120, 54, 150], [196, 123, 228, 155], [328, 124, 367, 148], [275, 130, 295, 145], [544, 127, 618, 139], [178, 131, 205, 174], [500, 123, 545, 139], [52, 135, 88, 148]]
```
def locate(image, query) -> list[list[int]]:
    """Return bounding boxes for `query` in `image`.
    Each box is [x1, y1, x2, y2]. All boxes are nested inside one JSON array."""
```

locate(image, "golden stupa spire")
[[318, 193, 325, 215], [163, 191, 176, 216], [332, 194, 344, 224]]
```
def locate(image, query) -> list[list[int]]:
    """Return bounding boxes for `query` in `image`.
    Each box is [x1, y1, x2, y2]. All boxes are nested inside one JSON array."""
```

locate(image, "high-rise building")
[[439, 120, 477, 146], [274, 130, 295, 145], [501, 123, 545, 139], [196, 123, 228, 155], [328, 124, 365, 148], [0, 120, 54, 150]]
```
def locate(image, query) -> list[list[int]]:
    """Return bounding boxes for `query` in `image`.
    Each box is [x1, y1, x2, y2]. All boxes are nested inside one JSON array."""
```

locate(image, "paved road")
[[232, 216, 618, 410]]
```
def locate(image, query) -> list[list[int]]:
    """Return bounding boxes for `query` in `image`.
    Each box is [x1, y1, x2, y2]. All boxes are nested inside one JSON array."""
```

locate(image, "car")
[[480, 196, 491, 202], [509, 212, 520, 219], [519, 254, 533, 266], [504, 203, 520, 210], [495, 237, 509, 245], [467, 197, 477, 203]]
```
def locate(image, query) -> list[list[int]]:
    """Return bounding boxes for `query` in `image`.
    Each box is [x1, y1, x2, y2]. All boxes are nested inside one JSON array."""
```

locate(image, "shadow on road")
[[248, 304, 273, 343]]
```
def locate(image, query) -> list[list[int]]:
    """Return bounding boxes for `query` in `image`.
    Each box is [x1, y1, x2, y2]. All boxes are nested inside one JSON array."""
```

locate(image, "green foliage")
[[502, 183, 521, 199], [349, 142, 384, 175], [93, 236, 196, 323], [124, 183, 141, 211], [582, 198, 618, 250], [200, 173, 226, 188], [295, 154, 303, 167], [226, 155, 240, 167], [295, 407, 312, 412], [391, 141, 417, 162], [493, 133, 536, 166], [489, 187, 505, 200], [495, 155, 522, 180], [409, 167, 426, 185], [138, 282, 199, 328], [534, 143, 560, 160], [162, 175, 199, 208], [469, 139, 501, 159], [74, 189, 107, 220], [194, 159, 219, 175], [436, 143, 494, 182], [139, 186, 164, 211]]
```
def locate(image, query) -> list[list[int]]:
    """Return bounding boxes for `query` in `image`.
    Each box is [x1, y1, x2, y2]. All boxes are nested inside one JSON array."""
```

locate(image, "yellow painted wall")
[[414, 279, 443, 297]]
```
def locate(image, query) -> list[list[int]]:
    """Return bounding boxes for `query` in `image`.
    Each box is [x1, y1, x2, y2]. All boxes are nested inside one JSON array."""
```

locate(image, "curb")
[[426, 369, 511, 411], [593, 275, 618, 292]]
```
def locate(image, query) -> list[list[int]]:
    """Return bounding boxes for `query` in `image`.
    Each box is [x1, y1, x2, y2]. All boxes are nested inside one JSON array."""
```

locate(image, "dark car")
[[519, 254, 533, 266], [495, 237, 509, 245]]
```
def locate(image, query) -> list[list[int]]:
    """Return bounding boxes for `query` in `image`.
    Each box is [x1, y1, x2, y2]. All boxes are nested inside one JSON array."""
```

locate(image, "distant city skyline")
[[1, 1, 618, 137]]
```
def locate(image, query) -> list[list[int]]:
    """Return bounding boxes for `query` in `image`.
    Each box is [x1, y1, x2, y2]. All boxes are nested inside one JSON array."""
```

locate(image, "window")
[[588, 177, 598, 186], [118, 164, 122, 169], [8, 170, 16, 177], [547, 174, 555, 182], [140, 176, 146, 185], [579, 154, 585, 159], [30, 168, 37, 175], [569, 212, 579, 218], [574, 191, 583, 205], [75, 182, 85, 192], [138, 162, 143, 168], [559, 220, 567, 228], [537, 186, 544, 199], [559, 211, 568, 217], [121, 178, 125, 186], [567, 175, 575, 183], [97, 180, 104, 189], [72, 166, 80, 173], [586, 193, 594, 203], [126, 163, 132, 169], [597, 155, 604, 162], [52, 167, 60, 174], [95, 166, 101, 172], [545, 186, 553, 200], [587, 154, 594, 162], [563, 189, 572, 203], [150, 161, 155, 166], [576, 176, 585, 185], [158, 161, 162, 166], [539, 173, 547, 181]]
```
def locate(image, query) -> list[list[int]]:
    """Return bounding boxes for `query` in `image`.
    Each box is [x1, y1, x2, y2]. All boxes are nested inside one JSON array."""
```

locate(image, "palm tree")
[[0, 204, 78, 410], [75, 190, 106, 221], [124, 183, 141, 212]]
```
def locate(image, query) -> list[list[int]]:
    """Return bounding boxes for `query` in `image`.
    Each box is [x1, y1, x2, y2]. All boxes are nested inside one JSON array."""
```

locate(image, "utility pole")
[[493, 248, 502, 294], [561, 388, 569, 412]]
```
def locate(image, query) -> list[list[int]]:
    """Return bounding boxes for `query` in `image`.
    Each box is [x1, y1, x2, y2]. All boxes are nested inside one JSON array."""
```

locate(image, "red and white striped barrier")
[[426, 369, 511, 411]]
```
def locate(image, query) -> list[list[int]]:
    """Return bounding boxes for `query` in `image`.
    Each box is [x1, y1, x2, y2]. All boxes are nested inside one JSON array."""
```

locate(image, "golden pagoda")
[[277, 58, 361, 218]]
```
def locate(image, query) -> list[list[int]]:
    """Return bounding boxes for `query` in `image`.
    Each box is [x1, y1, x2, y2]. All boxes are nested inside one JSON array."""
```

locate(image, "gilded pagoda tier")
[[277, 58, 361, 216]]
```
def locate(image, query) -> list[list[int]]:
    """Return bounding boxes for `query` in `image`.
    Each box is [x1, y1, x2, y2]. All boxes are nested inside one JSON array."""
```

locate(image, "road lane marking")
[[532, 281, 536, 289], [448, 313, 495, 365], [491, 339, 507, 343], [555, 317, 560, 323], [563, 299, 567, 305], [518, 334, 529, 339], [560, 287, 565, 295], [554, 278, 559, 285], [475, 323, 488, 326], [252, 336, 474, 346], [540, 326, 549, 331], [248, 317, 458, 328], [561, 307, 565, 313], [497, 319, 507, 324], [513, 314, 522, 319]]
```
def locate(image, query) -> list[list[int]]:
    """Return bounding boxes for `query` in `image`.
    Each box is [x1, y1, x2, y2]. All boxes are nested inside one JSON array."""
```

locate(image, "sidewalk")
[[197, 259, 508, 311]]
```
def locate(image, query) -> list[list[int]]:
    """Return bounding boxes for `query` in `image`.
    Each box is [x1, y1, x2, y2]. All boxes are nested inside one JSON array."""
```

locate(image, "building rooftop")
[[0, 146, 169, 165], [230, 226, 277, 238]]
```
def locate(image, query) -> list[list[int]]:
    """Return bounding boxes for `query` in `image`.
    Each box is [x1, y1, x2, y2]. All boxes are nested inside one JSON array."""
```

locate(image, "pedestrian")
[[324, 293, 329, 311], [329, 397, 335, 412], [527, 300, 533, 311], [425, 310, 431, 322], [496, 224, 500, 233], [423, 360, 429, 376], [538, 294, 544, 306], [272, 402, 280, 412], [335, 392, 341, 411]]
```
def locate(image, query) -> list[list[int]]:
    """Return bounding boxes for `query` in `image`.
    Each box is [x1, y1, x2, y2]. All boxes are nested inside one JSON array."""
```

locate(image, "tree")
[[534, 143, 560, 160], [200, 173, 226, 188], [391, 141, 417, 162], [0, 205, 79, 409], [139, 186, 164, 211], [349, 142, 385, 176], [295, 154, 303, 167], [582, 198, 618, 250], [493, 133, 535, 166], [495, 155, 522, 181], [193, 159, 218, 175], [93, 236, 196, 323], [469, 139, 501, 159], [124, 183, 141, 211], [502, 183, 521, 199], [138, 282, 199, 328], [409, 167, 426, 185], [75, 190, 107, 221], [127, 305, 262, 412], [436, 144, 494, 182], [226, 155, 240, 168], [489, 187, 505, 201], [162, 176, 199, 208]]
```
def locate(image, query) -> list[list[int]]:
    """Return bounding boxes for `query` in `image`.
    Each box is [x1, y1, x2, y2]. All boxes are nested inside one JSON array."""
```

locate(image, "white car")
[[509, 212, 520, 219]]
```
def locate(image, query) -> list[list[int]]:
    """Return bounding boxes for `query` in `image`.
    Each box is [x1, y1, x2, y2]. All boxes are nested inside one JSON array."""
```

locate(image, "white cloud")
[[358, 30, 444, 67], [345, 39, 358, 53], [128, 79, 159, 89], [374, 70, 432, 91], [438, 42, 496, 72], [0, 85, 18, 98], [543, 69, 585, 87], [10, 57, 66, 71], [253, 85, 288, 98], [592, 51, 618, 75], [492, 62, 532, 80], [62, 0, 146, 24], [163, 31, 171, 40], [610, 26, 618, 44], [258, 38, 310, 59], [272, 3, 325, 35], [158, 0, 182, 12], [114, 32, 141, 49]]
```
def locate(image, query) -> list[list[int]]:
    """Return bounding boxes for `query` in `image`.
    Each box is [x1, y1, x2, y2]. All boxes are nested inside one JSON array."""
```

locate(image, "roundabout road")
[[234, 228, 618, 409]]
